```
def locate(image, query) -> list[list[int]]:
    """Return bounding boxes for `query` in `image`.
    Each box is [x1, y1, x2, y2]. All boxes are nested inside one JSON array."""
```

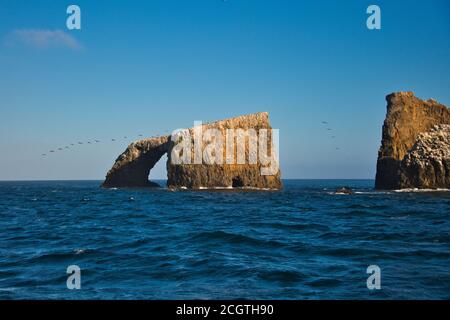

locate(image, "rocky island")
[[102, 112, 282, 190], [375, 92, 450, 189]]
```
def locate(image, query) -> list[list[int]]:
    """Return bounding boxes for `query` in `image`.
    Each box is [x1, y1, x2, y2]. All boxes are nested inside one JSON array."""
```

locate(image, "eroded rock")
[[398, 125, 450, 189], [102, 112, 282, 190], [102, 136, 170, 187], [375, 92, 450, 189]]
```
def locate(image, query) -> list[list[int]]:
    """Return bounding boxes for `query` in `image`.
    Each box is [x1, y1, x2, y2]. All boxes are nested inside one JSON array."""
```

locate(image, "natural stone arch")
[[102, 112, 282, 190], [102, 136, 170, 187]]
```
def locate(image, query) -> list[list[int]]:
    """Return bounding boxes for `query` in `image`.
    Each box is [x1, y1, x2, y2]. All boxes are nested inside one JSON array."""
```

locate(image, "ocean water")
[[0, 179, 449, 300]]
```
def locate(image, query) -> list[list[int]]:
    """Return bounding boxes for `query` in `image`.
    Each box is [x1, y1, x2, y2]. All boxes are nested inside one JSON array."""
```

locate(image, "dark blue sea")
[[0, 180, 449, 299]]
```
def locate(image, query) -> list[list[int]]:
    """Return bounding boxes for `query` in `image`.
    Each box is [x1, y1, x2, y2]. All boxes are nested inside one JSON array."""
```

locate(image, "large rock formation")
[[375, 92, 450, 189], [102, 112, 282, 190]]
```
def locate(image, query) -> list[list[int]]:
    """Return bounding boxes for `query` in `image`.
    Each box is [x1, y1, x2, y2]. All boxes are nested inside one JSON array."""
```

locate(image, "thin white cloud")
[[5, 29, 82, 50]]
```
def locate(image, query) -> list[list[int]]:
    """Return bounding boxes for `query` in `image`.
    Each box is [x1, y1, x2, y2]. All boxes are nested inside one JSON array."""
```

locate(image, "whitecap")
[[394, 188, 450, 193], [74, 249, 86, 255]]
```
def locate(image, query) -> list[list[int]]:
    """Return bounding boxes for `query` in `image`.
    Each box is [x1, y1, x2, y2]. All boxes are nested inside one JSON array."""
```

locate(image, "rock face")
[[102, 136, 170, 188], [375, 92, 450, 189], [398, 125, 450, 189], [102, 112, 282, 190]]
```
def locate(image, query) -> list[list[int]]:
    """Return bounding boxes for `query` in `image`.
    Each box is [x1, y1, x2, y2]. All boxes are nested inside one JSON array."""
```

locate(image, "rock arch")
[[102, 136, 170, 187], [102, 112, 282, 190]]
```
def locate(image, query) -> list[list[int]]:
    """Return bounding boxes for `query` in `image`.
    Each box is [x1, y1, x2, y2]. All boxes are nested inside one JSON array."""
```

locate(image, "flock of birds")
[[41, 123, 339, 156], [321, 121, 340, 150], [40, 130, 171, 157]]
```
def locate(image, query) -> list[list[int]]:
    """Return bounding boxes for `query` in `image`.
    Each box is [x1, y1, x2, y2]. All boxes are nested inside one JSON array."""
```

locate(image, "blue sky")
[[0, 0, 449, 180]]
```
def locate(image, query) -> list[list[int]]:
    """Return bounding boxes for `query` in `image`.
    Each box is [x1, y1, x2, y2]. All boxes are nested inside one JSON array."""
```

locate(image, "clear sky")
[[0, 0, 449, 180]]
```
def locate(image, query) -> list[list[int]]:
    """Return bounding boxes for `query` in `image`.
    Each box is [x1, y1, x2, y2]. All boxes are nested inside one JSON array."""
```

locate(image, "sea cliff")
[[375, 92, 450, 189]]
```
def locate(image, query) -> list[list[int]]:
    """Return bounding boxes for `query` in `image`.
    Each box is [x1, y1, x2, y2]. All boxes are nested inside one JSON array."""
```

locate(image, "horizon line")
[[0, 178, 376, 182]]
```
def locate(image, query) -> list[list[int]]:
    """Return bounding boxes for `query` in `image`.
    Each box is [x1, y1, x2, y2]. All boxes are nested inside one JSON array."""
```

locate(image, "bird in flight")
[[94, 140, 100, 143], [111, 139, 116, 141], [321, 121, 328, 125], [49, 150, 55, 153], [78, 142, 83, 145]]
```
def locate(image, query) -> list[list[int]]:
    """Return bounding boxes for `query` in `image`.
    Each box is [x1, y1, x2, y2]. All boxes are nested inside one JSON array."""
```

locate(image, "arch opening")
[[148, 153, 168, 186], [232, 176, 244, 188]]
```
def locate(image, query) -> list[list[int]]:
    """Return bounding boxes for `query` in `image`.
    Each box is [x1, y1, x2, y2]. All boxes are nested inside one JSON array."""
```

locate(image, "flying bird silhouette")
[[321, 121, 328, 125]]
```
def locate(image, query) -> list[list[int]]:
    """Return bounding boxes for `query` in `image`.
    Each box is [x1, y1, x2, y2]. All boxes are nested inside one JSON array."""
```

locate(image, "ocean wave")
[[394, 188, 450, 193], [189, 230, 285, 249], [306, 278, 342, 288], [257, 269, 306, 283]]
